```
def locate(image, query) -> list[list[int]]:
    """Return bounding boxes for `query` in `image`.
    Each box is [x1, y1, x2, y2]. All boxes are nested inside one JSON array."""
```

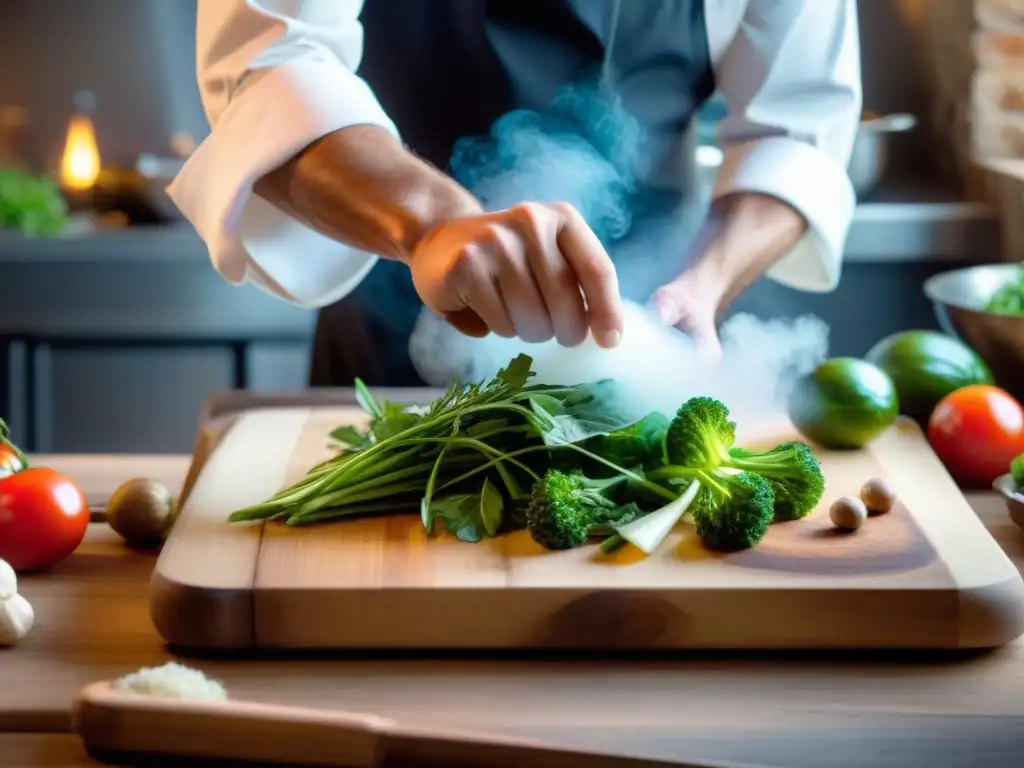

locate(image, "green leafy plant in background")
[[985, 264, 1024, 316], [0, 167, 69, 237]]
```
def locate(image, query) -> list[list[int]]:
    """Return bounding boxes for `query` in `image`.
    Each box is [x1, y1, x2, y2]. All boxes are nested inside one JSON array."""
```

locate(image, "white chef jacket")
[[167, 0, 862, 311]]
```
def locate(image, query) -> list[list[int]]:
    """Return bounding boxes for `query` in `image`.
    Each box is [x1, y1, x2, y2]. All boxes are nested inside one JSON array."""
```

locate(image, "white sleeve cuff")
[[712, 136, 856, 293], [166, 52, 400, 309]]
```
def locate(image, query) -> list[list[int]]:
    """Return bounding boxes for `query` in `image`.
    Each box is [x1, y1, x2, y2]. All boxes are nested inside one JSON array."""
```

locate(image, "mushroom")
[[859, 477, 896, 515], [829, 496, 868, 531]]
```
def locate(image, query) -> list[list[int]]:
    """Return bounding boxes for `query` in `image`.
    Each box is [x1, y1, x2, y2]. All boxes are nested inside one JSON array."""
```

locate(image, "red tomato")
[[0, 443, 24, 479], [0, 467, 89, 572], [927, 385, 1024, 487]]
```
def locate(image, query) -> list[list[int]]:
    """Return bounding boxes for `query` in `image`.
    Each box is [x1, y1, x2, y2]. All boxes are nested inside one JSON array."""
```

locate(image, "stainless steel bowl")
[[923, 263, 1024, 400], [993, 473, 1024, 531]]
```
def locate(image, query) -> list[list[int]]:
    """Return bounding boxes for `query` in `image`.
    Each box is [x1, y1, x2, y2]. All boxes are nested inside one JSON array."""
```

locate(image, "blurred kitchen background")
[[1, 0, 1022, 454]]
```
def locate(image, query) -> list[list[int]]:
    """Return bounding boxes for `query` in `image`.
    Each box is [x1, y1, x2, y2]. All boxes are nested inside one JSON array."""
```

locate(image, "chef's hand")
[[650, 275, 723, 364], [409, 202, 624, 348], [649, 193, 810, 365]]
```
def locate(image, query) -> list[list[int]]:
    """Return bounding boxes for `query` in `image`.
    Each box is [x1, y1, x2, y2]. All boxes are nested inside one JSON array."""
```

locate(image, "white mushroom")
[[860, 478, 896, 515], [829, 496, 868, 531]]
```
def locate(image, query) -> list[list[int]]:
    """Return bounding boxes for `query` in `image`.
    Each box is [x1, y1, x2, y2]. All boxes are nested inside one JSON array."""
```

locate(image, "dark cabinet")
[[0, 340, 27, 447], [32, 344, 237, 453], [0, 337, 314, 454], [246, 342, 312, 391]]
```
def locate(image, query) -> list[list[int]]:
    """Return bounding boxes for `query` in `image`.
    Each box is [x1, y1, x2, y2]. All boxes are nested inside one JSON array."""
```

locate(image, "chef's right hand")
[[408, 202, 624, 349]]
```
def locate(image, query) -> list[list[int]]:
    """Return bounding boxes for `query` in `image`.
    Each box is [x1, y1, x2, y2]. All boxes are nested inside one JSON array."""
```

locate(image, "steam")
[[448, 76, 643, 244], [407, 78, 830, 422]]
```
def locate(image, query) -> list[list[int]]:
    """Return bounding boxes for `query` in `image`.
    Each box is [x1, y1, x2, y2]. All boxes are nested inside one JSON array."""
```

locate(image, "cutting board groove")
[[149, 407, 1024, 651]]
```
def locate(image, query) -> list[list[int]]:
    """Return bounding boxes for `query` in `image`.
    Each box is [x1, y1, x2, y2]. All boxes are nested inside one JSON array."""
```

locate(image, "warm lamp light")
[[58, 89, 102, 197]]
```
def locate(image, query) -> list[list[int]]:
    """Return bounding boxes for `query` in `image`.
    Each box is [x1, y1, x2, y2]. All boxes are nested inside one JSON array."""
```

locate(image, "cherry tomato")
[[927, 385, 1024, 487], [0, 467, 89, 572], [0, 443, 24, 479]]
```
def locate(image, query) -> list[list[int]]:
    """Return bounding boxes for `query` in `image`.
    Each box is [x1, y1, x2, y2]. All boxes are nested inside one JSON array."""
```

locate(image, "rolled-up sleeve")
[[710, 0, 862, 292], [166, 0, 399, 308]]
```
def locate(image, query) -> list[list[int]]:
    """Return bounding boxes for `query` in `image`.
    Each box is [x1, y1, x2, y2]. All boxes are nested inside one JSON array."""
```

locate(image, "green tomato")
[[787, 358, 899, 450], [864, 330, 993, 425]]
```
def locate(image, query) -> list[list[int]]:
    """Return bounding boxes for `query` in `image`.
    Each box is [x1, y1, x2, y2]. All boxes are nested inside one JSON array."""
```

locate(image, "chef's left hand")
[[648, 193, 809, 365], [649, 274, 723, 364]]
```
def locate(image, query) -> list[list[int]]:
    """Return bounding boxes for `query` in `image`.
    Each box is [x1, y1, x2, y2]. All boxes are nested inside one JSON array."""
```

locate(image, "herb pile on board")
[[228, 354, 826, 555]]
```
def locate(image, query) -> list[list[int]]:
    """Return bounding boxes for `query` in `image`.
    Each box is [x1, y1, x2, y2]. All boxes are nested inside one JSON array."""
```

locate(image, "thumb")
[[648, 284, 722, 364], [648, 284, 684, 327]]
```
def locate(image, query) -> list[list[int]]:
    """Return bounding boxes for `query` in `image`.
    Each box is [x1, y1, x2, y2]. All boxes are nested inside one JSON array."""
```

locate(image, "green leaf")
[[495, 353, 534, 391], [421, 424, 457, 535], [354, 379, 382, 419], [584, 411, 670, 470], [479, 478, 504, 537], [528, 381, 632, 446], [329, 425, 367, 447], [430, 478, 505, 543], [431, 493, 485, 543]]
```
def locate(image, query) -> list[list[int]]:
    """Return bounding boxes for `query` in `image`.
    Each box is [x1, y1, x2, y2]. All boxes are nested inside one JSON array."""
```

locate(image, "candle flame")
[[59, 114, 101, 191]]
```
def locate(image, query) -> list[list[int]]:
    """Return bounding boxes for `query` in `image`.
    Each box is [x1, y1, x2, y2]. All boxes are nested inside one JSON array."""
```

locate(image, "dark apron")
[[309, 0, 715, 387]]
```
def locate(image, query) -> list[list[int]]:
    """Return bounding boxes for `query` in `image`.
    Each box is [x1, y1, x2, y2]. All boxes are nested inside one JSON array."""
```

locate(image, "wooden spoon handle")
[[73, 681, 741, 768]]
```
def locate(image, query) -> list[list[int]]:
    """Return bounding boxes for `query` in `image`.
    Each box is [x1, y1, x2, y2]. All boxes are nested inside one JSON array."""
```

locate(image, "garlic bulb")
[[0, 593, 33, 646], [0, 556, 34, 646], [0, 557, 16, 600]]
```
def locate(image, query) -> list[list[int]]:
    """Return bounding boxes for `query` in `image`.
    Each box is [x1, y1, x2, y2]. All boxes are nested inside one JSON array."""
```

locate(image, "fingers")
[[445, 244, 517, 339], [551, 203, 624, 348], [649, 281, 723, 365], [649, 284, 683, 326], [507, 204, 588, 347], [443, 308, 490, 338], [412, 202, 622, 348], [487, 219, 556, 343]]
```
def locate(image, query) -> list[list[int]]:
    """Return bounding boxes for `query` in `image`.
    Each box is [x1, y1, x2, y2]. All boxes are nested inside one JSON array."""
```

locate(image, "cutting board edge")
[[224, 579, 1024, 653], [149, 565, 256, 649], [956, 568, 1024, 647]]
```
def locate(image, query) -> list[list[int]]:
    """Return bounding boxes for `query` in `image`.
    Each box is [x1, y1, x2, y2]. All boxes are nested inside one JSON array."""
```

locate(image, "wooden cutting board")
[[149, 405, 1024, 651]]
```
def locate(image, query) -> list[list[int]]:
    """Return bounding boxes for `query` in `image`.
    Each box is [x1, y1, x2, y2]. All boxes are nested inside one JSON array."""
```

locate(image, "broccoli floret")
[[525, 470, 639, 550], [1012, 453, 1024, 492], [723, 441, 825, 521], [663, 396, 824, 524], [690, 471, 775, 551], [664, 396, 736, 468]]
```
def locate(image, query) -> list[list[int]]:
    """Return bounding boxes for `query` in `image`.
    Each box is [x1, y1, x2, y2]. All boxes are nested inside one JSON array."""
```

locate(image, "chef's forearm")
[[253, 125, 484, 262], [685, 193, 808, 310]]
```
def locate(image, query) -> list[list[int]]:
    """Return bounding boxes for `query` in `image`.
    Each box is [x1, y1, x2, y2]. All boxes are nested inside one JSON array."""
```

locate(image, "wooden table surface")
[[2, 455, 1024, 768]]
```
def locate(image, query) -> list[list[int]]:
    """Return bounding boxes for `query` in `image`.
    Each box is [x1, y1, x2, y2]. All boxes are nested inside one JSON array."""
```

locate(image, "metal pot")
[[847, 112, 917, 197]]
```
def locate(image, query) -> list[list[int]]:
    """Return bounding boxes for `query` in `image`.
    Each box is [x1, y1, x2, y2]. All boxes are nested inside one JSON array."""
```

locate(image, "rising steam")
[[408, 79, 830, 421]]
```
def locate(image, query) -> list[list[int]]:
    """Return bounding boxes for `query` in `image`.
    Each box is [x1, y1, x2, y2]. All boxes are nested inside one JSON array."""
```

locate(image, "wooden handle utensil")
[[73, 681, 760, 768]]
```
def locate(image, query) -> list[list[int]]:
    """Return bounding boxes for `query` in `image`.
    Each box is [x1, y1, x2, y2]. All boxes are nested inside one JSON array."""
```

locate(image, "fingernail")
[[599, 329, 622, 348]]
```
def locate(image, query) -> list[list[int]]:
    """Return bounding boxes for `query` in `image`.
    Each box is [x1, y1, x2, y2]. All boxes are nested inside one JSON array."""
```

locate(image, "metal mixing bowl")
[[923, 263, 1024, 400]]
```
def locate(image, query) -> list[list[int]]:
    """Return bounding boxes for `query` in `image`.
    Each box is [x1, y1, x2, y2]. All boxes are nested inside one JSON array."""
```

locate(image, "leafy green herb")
[[228, 354, 644, 539], [0, 167, 68, 237], [985, 265, 1024, 316], [227, 355, 825, 556]]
